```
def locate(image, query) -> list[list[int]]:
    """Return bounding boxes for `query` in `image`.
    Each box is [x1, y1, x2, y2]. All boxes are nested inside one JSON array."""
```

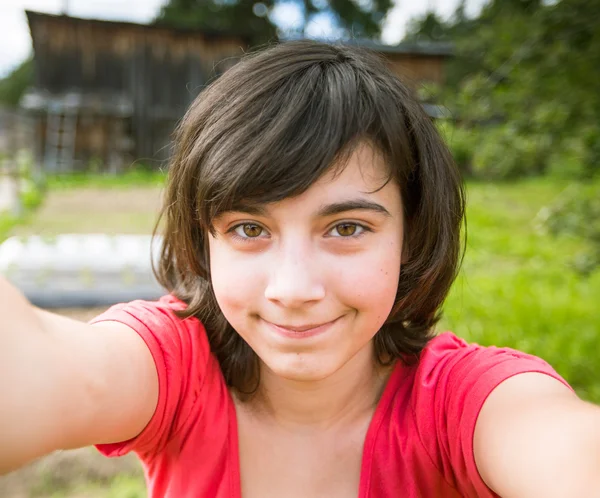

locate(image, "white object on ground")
[[0, 234, 166, 308]]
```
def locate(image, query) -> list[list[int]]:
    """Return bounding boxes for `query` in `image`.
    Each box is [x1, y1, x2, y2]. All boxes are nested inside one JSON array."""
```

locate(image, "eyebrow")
[[228, 199, 391, 218], [317, 199, 391, 218]]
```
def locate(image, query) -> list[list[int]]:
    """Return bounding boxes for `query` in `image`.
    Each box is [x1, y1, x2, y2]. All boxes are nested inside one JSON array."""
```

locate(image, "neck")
[[248, 343, 394, 430]]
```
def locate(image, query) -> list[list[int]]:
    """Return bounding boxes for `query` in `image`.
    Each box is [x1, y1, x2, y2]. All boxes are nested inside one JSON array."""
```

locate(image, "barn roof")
[[25, 10, 251, 41], [347, 39, 454, 57]]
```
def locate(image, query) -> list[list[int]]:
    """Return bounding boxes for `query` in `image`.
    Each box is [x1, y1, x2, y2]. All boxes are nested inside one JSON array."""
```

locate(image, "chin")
[[263, 353, 341, 383]]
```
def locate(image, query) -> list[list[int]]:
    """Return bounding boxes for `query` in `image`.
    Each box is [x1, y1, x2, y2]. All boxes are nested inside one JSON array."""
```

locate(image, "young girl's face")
[[209, 143, 404, 382]]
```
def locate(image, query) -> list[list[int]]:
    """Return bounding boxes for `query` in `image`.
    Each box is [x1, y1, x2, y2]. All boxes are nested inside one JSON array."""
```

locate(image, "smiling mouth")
[[262, 316, 341, 337], [266, 317, 339, 331]]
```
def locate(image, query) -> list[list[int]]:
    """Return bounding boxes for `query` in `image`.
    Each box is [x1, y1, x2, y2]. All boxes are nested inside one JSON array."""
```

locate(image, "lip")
[[263, 316, 341, 339]]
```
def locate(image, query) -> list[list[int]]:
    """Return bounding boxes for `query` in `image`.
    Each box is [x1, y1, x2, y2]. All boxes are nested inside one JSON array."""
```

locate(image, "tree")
[[325, 0, 393, 39], [404, 11, 452, 42], [154, 0, 394, 47], [154, 0, 278, 46], [0, 58, 33, 108], [416, 0, 600, 179]]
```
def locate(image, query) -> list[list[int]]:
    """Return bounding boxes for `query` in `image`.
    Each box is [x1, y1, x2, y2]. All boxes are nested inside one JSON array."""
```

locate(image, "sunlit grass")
[[441, 179, 600, 402], [45, 166, 167, 190]]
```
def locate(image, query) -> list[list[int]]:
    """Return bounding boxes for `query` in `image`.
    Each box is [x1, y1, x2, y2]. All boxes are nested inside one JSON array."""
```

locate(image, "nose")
[[264, 242, 325, 308]]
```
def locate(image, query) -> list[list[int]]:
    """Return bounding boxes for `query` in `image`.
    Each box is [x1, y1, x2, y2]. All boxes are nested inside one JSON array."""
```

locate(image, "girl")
[[1, 40, 598, 497]]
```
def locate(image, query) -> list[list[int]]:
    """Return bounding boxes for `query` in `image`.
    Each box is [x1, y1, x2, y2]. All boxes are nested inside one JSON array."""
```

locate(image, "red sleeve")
[[411, 332, 573, 497], [88, 295, 212, 458]]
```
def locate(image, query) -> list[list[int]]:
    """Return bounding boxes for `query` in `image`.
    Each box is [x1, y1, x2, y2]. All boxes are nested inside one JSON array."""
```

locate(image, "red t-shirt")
[[90, 295, 570, 497]]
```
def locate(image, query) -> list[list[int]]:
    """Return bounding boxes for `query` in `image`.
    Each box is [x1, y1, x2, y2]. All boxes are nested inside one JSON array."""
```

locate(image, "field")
[[0, 174, 598, 497]]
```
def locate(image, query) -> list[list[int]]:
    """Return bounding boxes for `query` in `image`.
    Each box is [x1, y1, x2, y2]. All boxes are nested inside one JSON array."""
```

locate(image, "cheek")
[[208, 238, 264, 317], [332, 241, 402, 322]]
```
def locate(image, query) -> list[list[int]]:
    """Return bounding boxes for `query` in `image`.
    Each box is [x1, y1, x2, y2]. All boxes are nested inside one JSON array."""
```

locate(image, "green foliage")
[[417, 82, 442, 103], [0, 213, 18, 243], [155, 0, 278, 46], [421, 0, 600, 179], [438, 122, 550, 180], [404, 11, 452, 43], [0, 152, 45, 242], [436, 120, 475, 176], [325, 0, 392, 38], [0, 185, 43, 242], [441, 180, 600, 403], [545, 131, 598, 179], [536, 183, 600, 274], [471, 125, 549, 180], [0, 58, 33, 108], [155, 0, 393, 45]]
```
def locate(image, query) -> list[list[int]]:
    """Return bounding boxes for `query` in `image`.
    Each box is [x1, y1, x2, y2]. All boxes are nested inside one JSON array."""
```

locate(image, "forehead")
[[244, 143, 401, 217], [313, 143, 392, 195]]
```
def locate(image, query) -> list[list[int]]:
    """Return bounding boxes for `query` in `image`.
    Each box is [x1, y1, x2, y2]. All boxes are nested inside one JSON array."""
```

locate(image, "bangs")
[[187, 42, 414, 227]]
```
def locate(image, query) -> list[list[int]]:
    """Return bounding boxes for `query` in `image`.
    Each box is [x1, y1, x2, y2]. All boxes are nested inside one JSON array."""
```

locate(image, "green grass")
[[38, 474, 146, 498], [0, 176, 45, 242], [0, 213, 19, 242], [45, 166, 167, 190], [440, 178, 600, 402]]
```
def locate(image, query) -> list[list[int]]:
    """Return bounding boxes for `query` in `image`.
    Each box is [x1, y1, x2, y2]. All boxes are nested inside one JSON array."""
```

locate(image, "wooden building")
[[347, 39, 453, 88], [23, 11, 452, 172], [23, 10, 249, 172]]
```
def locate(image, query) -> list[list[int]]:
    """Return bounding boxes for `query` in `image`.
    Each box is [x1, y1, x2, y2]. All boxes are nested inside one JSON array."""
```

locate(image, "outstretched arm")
[[474, 372, 600, 497], [0, 277, 158, 474]]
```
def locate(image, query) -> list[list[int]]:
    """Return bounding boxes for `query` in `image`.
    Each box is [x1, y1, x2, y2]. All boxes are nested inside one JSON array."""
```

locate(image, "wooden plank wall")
[[385, 54, 447, 88], [28, 13, 246, 164]]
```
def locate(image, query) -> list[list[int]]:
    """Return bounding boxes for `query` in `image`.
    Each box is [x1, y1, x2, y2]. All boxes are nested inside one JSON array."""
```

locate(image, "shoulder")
[[394, 332, 571, 495], [90, 294, 215, 391], [90, 295, 223, 457], [408, 331, 568, 423], [90, 294, 210, 357], [414, 331, 558, 384]]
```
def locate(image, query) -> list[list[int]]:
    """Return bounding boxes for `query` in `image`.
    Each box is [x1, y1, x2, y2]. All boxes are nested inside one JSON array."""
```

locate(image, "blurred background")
[[0, 0, 598, 496]]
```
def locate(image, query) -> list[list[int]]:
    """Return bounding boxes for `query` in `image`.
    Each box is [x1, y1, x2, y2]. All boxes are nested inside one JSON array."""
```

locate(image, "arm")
[[0, 276, 158, 474], [474, 372, 600, 497]]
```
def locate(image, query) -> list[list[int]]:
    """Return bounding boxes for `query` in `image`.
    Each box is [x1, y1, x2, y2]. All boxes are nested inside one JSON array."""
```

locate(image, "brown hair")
[[153, 40, 466, 394]]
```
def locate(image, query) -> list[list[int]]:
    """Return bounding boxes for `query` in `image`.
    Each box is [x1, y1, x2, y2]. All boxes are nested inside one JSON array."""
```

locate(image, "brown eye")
[[236, 224, 263, 238], [335, 223, 358, 237]]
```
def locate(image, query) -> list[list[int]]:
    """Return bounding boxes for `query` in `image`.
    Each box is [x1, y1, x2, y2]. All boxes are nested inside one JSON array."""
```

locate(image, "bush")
[[471, 125, 549, 180], [0, 151, 45, 242], [438, 122, 561, 181], [545, 125, 600, 180], [536, 183, 600, 274], [437, 121, 475, 176], [546, 136, 590, 179]]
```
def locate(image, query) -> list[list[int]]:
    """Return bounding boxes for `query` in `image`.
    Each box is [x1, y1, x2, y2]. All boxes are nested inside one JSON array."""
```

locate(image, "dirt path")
[[12, 186, 163, 236]]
